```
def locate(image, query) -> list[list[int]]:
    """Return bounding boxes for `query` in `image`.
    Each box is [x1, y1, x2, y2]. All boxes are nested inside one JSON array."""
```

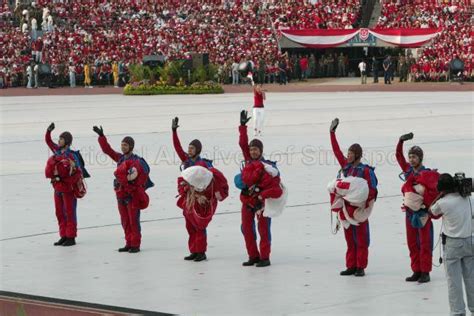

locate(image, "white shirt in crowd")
[[43, 8, 50, 20], [431, 193, 474, 238], [31, 18, 37, 30], [22, 22, 28, 33], [358, 61, 366, 72]]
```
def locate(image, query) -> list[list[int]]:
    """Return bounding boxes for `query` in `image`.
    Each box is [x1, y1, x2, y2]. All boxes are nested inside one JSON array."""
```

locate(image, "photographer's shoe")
[[405, 272, 421, 282]]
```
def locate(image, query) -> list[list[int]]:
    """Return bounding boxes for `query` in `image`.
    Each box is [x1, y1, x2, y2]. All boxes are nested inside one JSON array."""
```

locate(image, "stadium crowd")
[[377, 0, 473, 81], [0, 0, 472, 88], [0, 0, 362, 87]]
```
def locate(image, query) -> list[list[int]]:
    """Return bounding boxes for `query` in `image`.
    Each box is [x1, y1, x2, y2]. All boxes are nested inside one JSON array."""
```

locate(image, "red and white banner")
[[280, 29, 359, 48], [368, 28, 443, 47], [280, 28, 441, 48]]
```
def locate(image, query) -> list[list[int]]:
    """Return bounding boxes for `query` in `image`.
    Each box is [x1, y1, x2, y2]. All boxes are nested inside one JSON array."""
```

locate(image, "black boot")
[[184, 253, 198, 261], [340, 268, 357, 276], [418, 272, 430, 283], [128, 247, 140, 253], [194, 253, 207, 262], [62, 238, 76, 246], [54, 237, 67, 246], [118, 246, 131, 252], [256, 259, 271, 267], [242, 257, 260, 266], [354, 268, 365, 277], [405, 272, 421, 282]]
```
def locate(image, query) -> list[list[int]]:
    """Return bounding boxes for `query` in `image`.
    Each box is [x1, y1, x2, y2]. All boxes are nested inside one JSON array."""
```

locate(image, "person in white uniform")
[[252, 84, 266, 137], [358, 59, 367, 84]]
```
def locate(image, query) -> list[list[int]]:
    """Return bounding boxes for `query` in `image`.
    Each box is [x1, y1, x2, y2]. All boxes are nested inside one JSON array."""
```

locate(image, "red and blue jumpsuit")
[[239, 125, 283, 260], [45, 130, 82, 239], [396, 140, 436, 274], [173, 130, 218, 253], [98, 136, 146, 249], [330, 131, 377, 270], [176, 168, 228, 254]]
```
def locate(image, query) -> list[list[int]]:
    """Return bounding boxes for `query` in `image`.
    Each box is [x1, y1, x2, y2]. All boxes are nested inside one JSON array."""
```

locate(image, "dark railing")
[[361, 0, 377, 28]]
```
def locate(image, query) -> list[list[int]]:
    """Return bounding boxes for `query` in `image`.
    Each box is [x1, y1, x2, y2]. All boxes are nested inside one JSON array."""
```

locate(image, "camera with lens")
[[453, 172, 473, 197]]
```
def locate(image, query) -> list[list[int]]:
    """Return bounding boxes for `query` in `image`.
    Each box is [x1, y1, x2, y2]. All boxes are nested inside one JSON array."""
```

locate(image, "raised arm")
[[239, 110, 251, 161], [329, 118, 347, 168], [93, 126, 121, 162], [239, 126, 251, 161], [171, 117, 188, 162], [396, 133, 413, 172], [45, 122, 59, 153]]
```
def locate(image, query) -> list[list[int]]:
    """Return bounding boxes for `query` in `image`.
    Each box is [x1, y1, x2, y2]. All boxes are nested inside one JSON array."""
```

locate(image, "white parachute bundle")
[[181, 166, 213, 192], [264, 183, 288, 218], [327, 176, 369, 207], [328, 176, 373, 227]]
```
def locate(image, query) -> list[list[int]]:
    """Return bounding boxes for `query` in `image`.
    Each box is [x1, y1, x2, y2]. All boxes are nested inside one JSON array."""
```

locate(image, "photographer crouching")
[[430, 173, 474, 316]]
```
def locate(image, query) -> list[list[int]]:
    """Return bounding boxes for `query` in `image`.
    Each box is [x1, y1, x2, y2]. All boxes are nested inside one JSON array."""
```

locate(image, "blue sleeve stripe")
[[369, 169, 378, 189]]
